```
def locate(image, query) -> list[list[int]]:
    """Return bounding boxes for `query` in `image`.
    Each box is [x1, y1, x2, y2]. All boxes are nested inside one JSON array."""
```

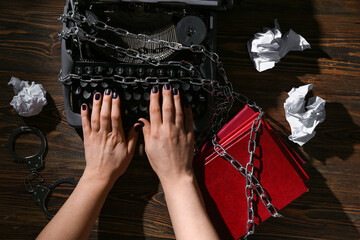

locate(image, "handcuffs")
[[8, 126, 77, 219]]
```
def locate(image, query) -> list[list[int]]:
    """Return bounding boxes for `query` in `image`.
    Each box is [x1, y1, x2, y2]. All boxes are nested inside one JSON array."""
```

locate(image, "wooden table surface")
[[1, 0, 359, 239]]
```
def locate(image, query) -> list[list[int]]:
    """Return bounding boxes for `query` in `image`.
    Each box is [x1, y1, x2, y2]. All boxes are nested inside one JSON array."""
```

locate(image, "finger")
[[149, 86, 161, 128], [100, 89, 113, 132], [138, 118, 150, 142], [111, 91, 125, 139], [184, 104, 194, 134], [81, 103, 91, 138], [91, 92, 102, 132], [127, 123, 141, 157], [172, 88, 183, 127], [162, 84, 175, 124]]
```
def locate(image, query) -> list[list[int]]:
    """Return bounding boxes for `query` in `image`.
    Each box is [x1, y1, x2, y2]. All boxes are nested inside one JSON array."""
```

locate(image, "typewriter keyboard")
[[69, 62, 213, 131]]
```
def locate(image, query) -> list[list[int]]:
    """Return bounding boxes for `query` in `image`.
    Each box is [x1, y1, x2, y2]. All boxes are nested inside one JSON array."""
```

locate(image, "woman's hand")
[[81, 89, 140, 185], [139, 84, 194, 185], [140, 85, 219, 240], [37, 89, 141, 240]]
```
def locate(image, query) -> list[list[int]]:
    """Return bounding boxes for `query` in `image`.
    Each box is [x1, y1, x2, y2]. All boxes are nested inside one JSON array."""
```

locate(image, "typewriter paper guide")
[[104, 0, 219, 6]]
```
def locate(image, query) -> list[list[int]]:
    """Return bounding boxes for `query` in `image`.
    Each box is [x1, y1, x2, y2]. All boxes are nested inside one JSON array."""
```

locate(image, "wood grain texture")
[[0, 0, 359, 239]]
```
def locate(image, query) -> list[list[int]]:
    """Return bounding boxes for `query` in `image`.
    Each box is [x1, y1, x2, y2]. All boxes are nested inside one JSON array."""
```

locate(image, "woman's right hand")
[[139, 84, 219, 240], [139, 84, 195, 185]]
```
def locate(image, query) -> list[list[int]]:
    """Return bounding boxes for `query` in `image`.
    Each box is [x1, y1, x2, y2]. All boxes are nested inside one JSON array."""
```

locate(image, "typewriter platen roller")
[[60, 0, 232, 132]]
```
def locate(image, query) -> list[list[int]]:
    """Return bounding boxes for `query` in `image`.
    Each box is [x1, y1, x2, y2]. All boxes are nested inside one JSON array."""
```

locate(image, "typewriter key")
[[124, 91, 132, 101], [85, 66, 93, 75], [139, 104, 148, 112], [90, 82, 98, 88], [147, 68, 155, 77], [106, 67, 114, 75], [74, 66, 83, 75], [116, 67, 124, 75], [130, 83, 139, 89], [171, 83, 180, 89], [101, 82, 109, 89], [80, 81, 88, 88], [193, 85, 202, 91], [177, 69, 185, 78], [95, 66, 103, 75], [125, 67, 134, 76], [143, 92, 150, 101], [137, 68, 145, 77], [141, 84, 149, 90], [129, 103, 138, 112], [73, 86, 82, 95], [199, 94, 206, 102], [182, 83, 191, 91], [167, 69, 175, 78], [83, 90, 92, 100], [157, 69, 165, 77], [184, 94, 193, 103], [133, 92, 141, 101]]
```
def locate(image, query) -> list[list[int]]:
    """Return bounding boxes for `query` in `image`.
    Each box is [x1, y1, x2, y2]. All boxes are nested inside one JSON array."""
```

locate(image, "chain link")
[[24, 171, 45, 193], [58, 9, 282, 239]]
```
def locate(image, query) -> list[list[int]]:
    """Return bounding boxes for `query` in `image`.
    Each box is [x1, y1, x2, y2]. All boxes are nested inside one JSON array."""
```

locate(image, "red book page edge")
[[263, 120, 309, 182]]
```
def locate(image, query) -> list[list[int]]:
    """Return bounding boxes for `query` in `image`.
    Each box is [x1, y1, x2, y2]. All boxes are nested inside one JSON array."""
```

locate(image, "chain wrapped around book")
[[58, 1, 309, 239]]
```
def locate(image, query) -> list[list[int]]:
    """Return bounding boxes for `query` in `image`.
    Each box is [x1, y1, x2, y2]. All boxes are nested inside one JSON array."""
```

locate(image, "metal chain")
[[212, 111, 283, 240], [24, 171, 44, 193], [58, 8, 282, 239]]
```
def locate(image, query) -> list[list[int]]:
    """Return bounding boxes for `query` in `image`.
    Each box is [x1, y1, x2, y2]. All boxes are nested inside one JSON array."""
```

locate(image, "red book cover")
[[194, 108, 309, 239]]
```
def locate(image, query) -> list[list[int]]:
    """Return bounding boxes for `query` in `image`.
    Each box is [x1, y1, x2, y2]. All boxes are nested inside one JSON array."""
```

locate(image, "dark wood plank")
[[0, 0, 359, 239]]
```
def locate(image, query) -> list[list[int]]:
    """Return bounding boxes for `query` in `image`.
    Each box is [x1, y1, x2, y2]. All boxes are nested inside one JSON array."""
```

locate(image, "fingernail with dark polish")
[[135, 124, 143, 132], [95, 93, 100, 100], [105, 89, 111, 95], [172, 88, 178, 95], [82, 104, 86, 111], [184, 101, 190, 108], [137, 120, 145, 127], [112, 91, 118, 99], [164, 84, 170, 90], [152, 86, 158, 93]]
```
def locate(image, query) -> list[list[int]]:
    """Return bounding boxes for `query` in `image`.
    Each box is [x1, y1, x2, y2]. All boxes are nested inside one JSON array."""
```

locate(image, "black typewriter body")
[[60, 0, 232, 132]]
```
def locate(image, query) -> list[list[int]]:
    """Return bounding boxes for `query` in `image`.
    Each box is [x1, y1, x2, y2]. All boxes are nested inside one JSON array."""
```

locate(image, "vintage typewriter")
[[59, 0, 233, 132]]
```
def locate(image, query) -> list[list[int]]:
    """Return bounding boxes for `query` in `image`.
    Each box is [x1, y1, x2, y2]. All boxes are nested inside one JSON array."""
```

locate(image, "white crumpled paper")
[[8, 77, 47, 117], [248, 19, 311, 72], [284, 83, 326, 146]]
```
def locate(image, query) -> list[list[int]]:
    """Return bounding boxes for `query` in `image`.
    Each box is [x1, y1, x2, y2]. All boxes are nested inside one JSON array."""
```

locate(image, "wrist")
[[161, 172, 197, 194], [82, 168, 117, 190]]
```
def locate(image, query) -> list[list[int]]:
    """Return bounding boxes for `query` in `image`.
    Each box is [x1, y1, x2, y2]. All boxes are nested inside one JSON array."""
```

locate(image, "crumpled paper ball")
[[8, 77, 47, 117], [284, 83, 326, 146], [248, 19, 311, 72]]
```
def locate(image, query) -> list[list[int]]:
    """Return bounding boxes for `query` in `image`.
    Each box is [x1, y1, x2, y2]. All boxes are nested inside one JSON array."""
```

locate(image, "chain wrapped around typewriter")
[[58, 7, 281, 239]]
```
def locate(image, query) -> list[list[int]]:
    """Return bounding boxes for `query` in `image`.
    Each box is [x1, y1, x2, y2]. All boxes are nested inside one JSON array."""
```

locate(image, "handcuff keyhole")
[[14, 132, 42, 158]]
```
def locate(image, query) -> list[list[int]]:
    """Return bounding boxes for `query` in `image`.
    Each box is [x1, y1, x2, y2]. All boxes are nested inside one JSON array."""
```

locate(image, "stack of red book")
[[194, 105, 309, 239]]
